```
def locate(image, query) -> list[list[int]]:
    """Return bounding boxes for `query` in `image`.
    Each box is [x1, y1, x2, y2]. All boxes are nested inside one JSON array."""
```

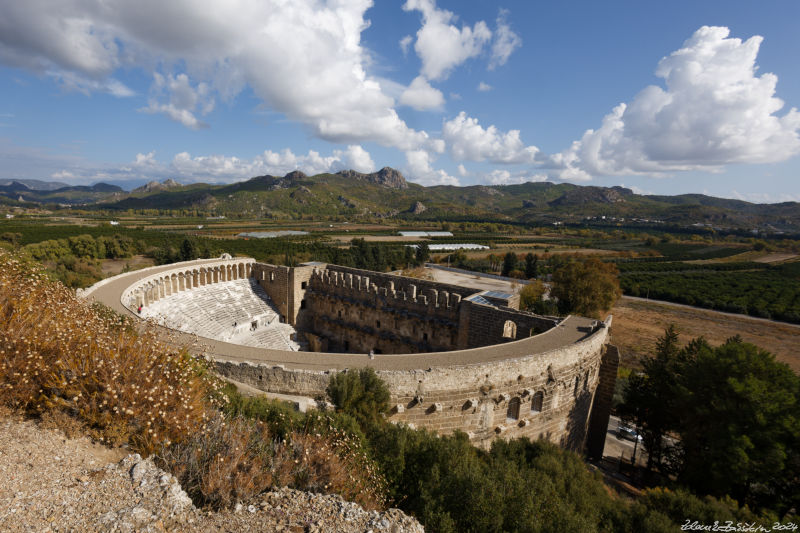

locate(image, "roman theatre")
[[82, 256, 618, 455]]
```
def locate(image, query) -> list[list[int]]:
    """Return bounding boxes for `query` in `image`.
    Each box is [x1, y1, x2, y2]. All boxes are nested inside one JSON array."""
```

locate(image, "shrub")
[[0, 251, 219, 453], [0, 250, 387, 510], [327, 367, 390, 429]]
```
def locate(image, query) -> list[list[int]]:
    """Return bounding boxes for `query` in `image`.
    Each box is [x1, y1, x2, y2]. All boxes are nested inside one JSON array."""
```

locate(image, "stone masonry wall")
[[214, 323, 611, 451], [463, 301, 558, 349], [301, 264, 559, 354], [252, 263, 292, 324], [585, 344, 620, 459], [303, 266, 462, 353]]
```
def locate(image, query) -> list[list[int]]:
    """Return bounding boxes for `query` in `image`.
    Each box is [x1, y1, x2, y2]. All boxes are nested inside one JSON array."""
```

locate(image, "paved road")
[[84, 258, 604, 372], [604, 415, 646, 466], [621, 295, 800, 330]]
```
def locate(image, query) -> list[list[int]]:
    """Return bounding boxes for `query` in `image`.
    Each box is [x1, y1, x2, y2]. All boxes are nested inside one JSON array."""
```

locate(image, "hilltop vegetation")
[[2, 168, 799, 232]]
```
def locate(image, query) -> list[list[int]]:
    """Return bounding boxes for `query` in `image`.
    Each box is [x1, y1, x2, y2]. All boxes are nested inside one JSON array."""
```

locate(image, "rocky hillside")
[[2, 167, 798, 231], [0, 414, 423, 532]]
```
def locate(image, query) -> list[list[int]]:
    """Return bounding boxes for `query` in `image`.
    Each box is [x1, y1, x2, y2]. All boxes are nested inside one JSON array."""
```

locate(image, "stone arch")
[[502, 320, 517, 339], [238, 262, 245, 278], [506, 397, 521, 421], [531, 391, 544, 413], [170, 274, 178, 293], [246, 263, 252, 278]]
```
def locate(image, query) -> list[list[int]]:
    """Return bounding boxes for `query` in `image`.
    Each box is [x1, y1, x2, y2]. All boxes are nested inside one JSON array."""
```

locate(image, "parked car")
[[617, 425, 643, 442]]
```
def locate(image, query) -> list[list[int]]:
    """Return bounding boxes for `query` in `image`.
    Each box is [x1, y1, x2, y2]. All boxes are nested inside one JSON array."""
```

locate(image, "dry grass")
[[158, 413, 386, 510], [0, 252, 218, 454], [611, 297, 800, 372], [0, 250, 386, 509]]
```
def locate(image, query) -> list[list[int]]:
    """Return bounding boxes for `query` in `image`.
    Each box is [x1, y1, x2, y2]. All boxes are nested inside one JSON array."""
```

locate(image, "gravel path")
[[0, 414, 423, 532]]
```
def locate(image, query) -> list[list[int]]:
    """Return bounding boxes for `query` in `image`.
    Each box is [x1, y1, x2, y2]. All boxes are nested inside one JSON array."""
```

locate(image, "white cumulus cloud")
[[400, 35, 413, 56], [477, 81, 492, 92], [399, 76, 445, 111], [402, 0, 491, 82], [442, 112, 540, 164], [140, 73, 214, 129], [169, 144, 376, 180], [0, 0, 429, 150], [551, 26, 800, 180], [488, 9, 521, 70], [487, 169, 547, 185], [404, 149, 459, 186]]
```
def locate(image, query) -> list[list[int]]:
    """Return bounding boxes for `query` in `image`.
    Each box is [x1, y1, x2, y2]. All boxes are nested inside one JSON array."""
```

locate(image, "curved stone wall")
[[84, 257, 617, 452]]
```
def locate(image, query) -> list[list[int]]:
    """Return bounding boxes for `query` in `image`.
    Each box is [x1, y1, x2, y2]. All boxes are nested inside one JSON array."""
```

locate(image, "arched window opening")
[[502, 320, 517, 339], [506, 397, 521, 421], [531, 392, 544, 413]]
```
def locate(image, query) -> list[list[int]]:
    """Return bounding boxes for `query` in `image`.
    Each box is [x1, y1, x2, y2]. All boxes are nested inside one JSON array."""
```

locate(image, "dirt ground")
[[100, 255, 155, 276], [610, 297, 800, 372], [423, 266, 524, 294], [752, 253, 798, 263]]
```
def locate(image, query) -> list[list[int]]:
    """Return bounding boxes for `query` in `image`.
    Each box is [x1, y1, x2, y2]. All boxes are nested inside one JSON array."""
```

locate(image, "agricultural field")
[[611, 297, 800, 372]]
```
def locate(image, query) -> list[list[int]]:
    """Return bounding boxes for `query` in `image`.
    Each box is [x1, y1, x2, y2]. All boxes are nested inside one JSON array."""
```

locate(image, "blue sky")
[[0, 0, 799, 202]]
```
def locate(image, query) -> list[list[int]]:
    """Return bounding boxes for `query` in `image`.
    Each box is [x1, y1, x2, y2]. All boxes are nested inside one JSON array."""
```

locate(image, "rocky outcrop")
[[133, 179, 183, 194], [283, 170, 308, 181], [337, 167, 408, 189], [0, 415, 425, 532], [548, 186, 633, 207], [291, 186, 314, 204], [408, 201, 427, 214]]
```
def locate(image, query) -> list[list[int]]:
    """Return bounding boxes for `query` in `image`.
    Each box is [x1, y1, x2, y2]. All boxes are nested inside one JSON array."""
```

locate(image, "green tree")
[[180, 238, 199, 261], [415, 242, 430, 265], [327, 368, 390, 430], [550, 258, 620, 318], [621, 329, 800, 516], [524, 252, 538, 279], [501, 251, 517, 277], [618, 325, 686, 473], [518, 280, 546, 311], [676, 338, 800, 513], [0, 232, 21, 246], [68, 234, 105, 259]]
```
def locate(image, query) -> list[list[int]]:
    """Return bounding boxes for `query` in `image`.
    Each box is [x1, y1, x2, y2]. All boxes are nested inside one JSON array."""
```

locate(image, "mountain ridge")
[[0, 169, 796, 231]]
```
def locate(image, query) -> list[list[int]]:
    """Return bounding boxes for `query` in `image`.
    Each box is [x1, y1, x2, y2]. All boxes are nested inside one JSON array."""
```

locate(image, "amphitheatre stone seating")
[[232, 325, 303, 351], [141, 278, 299, 350]]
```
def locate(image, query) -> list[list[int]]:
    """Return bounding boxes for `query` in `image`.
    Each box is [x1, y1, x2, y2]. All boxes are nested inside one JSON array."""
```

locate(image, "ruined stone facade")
[[104, 258, 616, 454]]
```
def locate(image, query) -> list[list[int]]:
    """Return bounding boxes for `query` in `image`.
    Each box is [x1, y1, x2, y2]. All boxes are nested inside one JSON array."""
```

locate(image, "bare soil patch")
[[752, 253, 798, 263], [611, 298, 800, 372], [100, 255, 155, 276]]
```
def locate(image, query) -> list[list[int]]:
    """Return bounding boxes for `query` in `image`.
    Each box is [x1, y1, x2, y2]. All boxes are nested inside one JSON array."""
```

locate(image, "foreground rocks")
[[0, 415, 423, 532]]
